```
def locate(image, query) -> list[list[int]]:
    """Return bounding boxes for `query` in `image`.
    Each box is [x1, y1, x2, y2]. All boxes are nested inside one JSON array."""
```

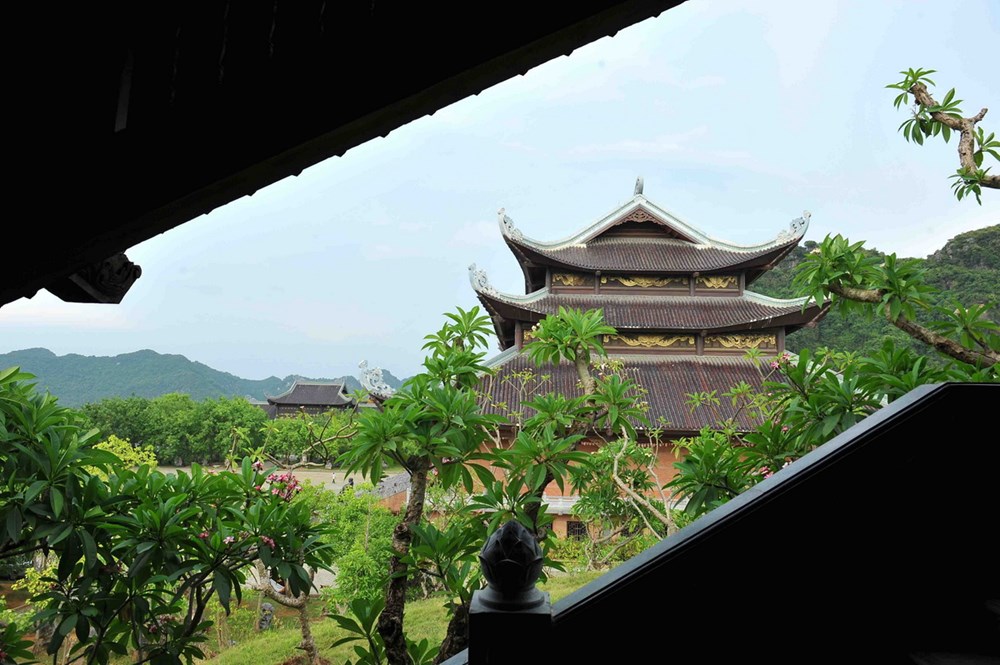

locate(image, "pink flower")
[[260, 535, 276, 548], [223, 536, 235, 545], [781, 426, 789, 432], [252, 460, 265, 471], [770, 361, 780, 370], [198, 531, 210, 539]]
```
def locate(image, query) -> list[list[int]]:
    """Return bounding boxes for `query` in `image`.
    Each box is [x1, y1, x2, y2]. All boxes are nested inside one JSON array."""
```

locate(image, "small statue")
[[258, 602, 275, 631]]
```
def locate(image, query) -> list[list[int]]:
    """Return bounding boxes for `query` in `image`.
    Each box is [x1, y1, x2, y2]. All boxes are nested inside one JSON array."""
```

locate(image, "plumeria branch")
[[909, 82, 999, 190], [827, 283, 999, 367]]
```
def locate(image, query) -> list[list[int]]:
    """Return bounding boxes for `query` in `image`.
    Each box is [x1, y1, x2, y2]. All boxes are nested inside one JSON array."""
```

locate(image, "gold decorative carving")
[[624, 210, 657, 223], [706, 334, 776, 349], [552, 273, 589, 286], [604, 334, 695, 348], [697, 275, 738, 289], [600, 275, 685, 288]]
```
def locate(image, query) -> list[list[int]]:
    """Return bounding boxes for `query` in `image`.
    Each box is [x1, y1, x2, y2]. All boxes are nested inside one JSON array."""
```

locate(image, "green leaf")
[[5, 508, 22, 540], [24, 479, 48, 504], [80, 529, 97, 569], [50, 487, 64, 516], [75, 616, 90, 645], [57, 614, 78, 637], [214, 572, 232, 613]]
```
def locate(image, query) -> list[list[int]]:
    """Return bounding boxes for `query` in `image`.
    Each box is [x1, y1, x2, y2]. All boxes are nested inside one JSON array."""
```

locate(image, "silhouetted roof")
[[4, 1, 689, 308]]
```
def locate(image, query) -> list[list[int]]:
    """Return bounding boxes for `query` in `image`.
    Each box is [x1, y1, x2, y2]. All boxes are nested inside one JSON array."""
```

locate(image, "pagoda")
[[468, 178, 829, 533]]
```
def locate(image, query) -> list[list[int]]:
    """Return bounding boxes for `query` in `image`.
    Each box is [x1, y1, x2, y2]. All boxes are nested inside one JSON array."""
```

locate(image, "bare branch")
[[610, 438, 675, 535]]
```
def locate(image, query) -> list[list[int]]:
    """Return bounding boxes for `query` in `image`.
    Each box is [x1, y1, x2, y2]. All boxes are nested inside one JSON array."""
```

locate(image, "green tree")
[[146, 392, 199, 465], [80, 396, 155, 449], [296, 481, 396, 608], [188, 396, 268, 465], [339, 306, 505, 665], [1, 367, 335, 665], [569, 437, 669, 567]]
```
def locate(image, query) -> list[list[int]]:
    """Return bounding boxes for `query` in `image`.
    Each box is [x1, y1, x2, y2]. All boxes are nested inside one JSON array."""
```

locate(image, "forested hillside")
[[752, 225, 1000, 357], [0, 347, 402, 407]]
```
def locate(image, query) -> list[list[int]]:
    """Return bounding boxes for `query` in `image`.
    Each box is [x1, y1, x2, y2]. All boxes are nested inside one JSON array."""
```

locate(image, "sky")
[[1, 0, 998, 384]]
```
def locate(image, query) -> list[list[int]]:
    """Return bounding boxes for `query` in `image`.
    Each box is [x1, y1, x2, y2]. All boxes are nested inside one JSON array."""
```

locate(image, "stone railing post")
[[468, 520, 552, 664]]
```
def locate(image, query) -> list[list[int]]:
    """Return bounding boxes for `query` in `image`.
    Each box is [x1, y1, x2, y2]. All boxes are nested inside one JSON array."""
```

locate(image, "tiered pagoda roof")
[[469, 179, 829, 434]]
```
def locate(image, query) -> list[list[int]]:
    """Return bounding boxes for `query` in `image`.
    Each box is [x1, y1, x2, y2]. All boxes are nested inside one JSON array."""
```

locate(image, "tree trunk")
[[295, 601, 320, 664], [253, 561, 321, 664], [435, 601, 469, 664], [379, 460, 429, 665], [524, 470, 556, 539]]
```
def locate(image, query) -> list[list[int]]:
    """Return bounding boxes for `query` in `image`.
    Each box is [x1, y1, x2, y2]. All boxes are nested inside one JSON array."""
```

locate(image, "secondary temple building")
[[252, 379, 356, 419], [467, 178, 829, 536]]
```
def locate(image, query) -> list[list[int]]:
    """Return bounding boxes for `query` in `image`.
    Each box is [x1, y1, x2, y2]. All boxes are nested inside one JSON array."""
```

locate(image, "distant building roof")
[[266, 380, 354, 407], [375, 472, 410, 499], [246, 397, 279, 419]]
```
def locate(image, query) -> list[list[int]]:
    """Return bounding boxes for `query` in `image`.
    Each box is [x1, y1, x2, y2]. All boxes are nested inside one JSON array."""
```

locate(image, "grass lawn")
[[199, 569, 604, 665]]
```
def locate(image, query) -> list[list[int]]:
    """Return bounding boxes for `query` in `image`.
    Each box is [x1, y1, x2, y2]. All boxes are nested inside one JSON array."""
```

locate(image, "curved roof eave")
[[467, 272, 831, 332], [496, 197, 812, 254]]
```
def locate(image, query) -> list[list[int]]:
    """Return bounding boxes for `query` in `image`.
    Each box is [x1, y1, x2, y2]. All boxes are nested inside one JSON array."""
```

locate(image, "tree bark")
[[379, 460, 429, 665], [435, 602, 469, 664], [253, 560, 321, 664], [910, 82, 999, 189], [828, 284, 999, 367]]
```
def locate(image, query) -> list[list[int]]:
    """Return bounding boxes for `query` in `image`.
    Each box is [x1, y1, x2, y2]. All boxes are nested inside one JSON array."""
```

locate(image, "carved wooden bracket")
[[45, 253, 142, 304]]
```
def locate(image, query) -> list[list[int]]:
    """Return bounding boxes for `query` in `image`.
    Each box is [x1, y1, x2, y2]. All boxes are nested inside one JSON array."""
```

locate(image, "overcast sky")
[[2, 0, 997, 383]]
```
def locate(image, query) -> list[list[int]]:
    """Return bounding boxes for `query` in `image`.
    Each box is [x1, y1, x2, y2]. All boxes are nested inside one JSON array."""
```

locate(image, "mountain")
[[0, 348, 403, 408]]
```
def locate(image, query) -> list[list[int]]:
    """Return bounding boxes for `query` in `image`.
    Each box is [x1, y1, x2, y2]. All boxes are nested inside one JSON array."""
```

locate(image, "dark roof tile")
[[513, 235, 795, 273], [267, 381, 353, 406], [477, 352, 781, 433], [478, 291, 824, 331]]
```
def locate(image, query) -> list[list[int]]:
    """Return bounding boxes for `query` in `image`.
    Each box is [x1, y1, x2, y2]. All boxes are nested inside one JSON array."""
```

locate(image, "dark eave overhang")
[[4, 1, 688, 309]]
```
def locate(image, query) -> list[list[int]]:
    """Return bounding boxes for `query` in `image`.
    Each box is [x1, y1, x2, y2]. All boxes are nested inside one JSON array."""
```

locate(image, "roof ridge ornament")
[[497, 208, 522, 241], [777, 210, 811, 242], [634, 176, 644, 196], [359, 360, 395, 400], [468, 263, 497, 295]]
